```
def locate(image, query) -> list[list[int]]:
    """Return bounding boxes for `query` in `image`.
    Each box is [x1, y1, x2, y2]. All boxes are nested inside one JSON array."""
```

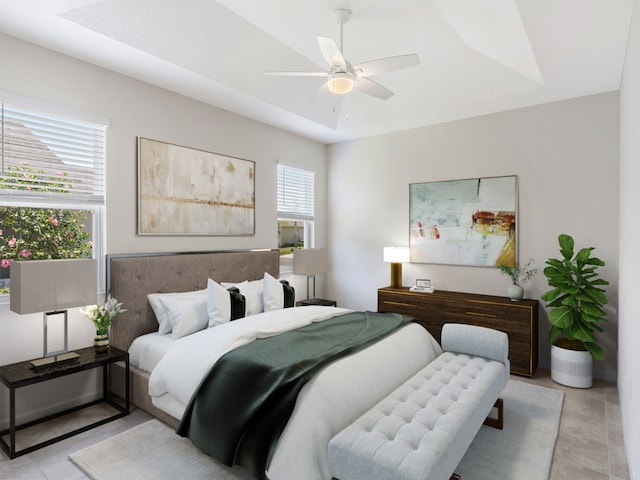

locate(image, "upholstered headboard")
[[107, 250, 280, 351]]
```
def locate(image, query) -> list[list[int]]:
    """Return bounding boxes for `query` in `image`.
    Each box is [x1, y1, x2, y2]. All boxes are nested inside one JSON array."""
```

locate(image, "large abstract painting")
[[137, 137, 255, 235], [409, 175, 517, 266]]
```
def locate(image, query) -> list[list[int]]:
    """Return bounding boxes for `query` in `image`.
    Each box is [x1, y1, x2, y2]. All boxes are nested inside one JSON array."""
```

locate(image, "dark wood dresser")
[[378, 287, 538, 377]]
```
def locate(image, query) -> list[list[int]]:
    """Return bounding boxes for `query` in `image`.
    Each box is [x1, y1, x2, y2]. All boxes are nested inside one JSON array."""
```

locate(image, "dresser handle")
[[384, 300, 412, 307], [466, 311, 496, 318]]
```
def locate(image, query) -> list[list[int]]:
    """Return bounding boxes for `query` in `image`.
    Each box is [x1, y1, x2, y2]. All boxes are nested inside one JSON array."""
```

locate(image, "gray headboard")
[[107, 249, 280, 351]]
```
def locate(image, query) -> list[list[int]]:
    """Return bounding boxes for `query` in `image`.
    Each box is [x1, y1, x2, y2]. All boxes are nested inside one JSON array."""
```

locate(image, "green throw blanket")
[[177, 311, 410, 479]]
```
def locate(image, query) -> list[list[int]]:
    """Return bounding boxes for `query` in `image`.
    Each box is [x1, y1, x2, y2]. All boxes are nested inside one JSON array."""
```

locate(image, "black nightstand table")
[[0, 346, 130, 459], [296, 298, 337, 307]]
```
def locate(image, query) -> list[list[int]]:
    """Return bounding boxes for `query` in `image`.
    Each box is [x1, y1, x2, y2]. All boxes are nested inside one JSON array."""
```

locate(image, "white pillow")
[[221, 279, 264, 316], [207, 278, 231, 327], [158, 295, 209, 339], [263, 272, 284, 312], [148, 289, 207, 334]]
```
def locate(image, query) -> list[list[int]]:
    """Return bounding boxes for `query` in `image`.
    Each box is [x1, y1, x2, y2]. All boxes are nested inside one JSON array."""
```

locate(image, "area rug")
[[455, 380, 564, 479], [70, 380, 564, 480]]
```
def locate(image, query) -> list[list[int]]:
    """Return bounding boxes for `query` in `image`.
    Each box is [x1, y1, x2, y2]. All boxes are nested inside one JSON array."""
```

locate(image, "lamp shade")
[[293, 248, 328, 276], [383, 247, 410, 263], [10, 258, 97, 314]]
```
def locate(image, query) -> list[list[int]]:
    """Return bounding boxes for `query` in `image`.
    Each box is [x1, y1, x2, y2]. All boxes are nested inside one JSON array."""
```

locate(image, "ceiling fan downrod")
[[332, 9, 351, 54]]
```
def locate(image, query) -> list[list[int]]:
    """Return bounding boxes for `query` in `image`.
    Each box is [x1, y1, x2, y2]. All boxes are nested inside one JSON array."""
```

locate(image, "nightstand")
[[296, 298, 337, 307], [0, 346, 130, 459]]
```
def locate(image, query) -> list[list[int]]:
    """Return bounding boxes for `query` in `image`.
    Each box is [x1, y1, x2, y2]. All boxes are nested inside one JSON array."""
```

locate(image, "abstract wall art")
[[409, 175, 517, 267], [137, 137, 255, 235]]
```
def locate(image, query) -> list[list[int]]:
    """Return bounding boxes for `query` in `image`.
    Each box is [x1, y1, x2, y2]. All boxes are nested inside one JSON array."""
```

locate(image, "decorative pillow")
[[148, 288, 207, 334], [157, 295, 209, 339], [227, 287, 246, 321], [207, 278, 246, 327], [263, 273, 296, 311], [281, 280, 295, 308], [263, 272, 284, 312], [221, 279, 264, 316]]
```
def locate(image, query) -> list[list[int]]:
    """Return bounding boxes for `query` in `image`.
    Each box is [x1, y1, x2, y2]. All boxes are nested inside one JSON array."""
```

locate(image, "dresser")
[[378, 287, 538, 377]]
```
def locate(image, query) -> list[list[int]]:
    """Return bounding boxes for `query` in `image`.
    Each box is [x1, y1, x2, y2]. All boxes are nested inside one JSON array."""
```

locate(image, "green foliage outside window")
[[0, 163, 93, 293]]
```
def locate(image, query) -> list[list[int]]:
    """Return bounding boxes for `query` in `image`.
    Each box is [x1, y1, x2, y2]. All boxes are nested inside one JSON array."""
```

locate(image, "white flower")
[[81, 296, 126, 332]]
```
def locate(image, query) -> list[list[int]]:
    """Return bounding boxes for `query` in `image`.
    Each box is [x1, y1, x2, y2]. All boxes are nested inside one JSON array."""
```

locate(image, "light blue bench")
[[328, 323, 509, 480]]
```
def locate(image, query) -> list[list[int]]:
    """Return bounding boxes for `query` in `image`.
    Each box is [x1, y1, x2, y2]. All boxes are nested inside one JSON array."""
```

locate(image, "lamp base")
[[30, 351, 79, 369], [390, 263, 403, 289]]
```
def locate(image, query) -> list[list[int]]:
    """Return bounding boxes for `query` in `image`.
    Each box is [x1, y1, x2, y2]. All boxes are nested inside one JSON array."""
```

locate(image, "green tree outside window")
[[0, 163, 93, 293]]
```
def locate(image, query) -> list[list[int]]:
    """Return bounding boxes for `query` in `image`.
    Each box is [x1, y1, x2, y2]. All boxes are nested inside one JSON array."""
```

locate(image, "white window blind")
[[277, 164, 314, 221], [1, 102, 106, 204]]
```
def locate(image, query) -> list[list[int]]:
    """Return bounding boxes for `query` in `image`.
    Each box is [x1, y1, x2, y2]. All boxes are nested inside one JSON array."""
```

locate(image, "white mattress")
[[128, 332, 174, 372]]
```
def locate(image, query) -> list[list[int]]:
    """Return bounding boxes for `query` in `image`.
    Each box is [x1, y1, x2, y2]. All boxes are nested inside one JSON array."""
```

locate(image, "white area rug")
[[456, 380, 564, 479], [70, 380, 563, 480]]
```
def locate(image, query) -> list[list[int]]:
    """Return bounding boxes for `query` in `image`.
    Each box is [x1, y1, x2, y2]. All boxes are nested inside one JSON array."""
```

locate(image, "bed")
[[107, 249, 442, 480]]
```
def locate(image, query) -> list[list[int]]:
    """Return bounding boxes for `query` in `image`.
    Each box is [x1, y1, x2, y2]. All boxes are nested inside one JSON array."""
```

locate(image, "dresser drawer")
[[378, 290, 446, 337], [445, 301, 532, 343], [378, 290, 439, 311], [378, 287, 538, 377]]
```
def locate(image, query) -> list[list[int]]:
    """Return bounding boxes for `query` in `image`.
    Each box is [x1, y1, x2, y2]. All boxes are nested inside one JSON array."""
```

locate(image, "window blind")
[[0, 102, 106, 204], [277, 164, 314, 221]]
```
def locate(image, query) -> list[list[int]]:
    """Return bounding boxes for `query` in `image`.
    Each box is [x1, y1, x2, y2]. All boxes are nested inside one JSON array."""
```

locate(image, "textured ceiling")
[[0, 0, 633, 143]]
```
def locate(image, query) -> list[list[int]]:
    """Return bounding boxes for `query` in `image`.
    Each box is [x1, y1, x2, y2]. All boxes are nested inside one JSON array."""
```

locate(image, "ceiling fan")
[[266, 9, 420, 101]]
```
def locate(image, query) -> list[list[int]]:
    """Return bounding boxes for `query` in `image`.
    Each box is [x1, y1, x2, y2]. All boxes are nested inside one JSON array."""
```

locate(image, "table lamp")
[[293, 248, 328, 300], [383, 247, 410, 288], [10, 258, 97, 367]]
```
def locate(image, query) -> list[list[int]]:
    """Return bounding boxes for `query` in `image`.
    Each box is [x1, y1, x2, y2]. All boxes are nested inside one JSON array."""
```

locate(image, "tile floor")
[[0, 368, 631, 480], [518, 370, 630, 480]]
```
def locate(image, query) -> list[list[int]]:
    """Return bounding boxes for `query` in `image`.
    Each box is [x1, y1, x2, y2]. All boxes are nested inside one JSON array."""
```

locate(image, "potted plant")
[[541, 234, 609, 388], [497, 259, 537, 301]]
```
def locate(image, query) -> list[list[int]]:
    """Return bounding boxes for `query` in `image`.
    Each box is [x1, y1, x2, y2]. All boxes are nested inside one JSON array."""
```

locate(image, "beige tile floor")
[[0, 368, 631, 480], [517, 369, 630, 480]]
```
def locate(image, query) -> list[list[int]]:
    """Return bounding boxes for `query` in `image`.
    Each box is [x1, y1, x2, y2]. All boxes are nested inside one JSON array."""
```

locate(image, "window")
[[0, 99, 106, 294], [277, 164, 315, 272]]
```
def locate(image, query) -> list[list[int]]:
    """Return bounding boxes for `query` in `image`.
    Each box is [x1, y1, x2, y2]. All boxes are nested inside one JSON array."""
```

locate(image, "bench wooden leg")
[[483, 398, 504, 430]]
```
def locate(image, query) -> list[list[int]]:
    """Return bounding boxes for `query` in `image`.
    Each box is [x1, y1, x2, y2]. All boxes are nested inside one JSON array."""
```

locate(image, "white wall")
[[327, 92, 620, 382], [619, 0, 640, 476], [0, 33, 326, 425]]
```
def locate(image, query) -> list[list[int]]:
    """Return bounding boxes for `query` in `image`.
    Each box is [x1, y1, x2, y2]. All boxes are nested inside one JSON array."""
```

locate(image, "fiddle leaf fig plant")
[[541, 234, 609, 360]]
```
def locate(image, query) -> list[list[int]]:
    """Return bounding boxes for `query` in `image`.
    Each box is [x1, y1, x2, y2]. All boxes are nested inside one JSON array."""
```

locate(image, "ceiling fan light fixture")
[[266, 9, 419, 101], [327, 72, 353, 94]]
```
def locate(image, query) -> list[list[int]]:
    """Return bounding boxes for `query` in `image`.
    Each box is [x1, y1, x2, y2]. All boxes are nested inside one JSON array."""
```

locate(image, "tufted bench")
[[328, 323, 509, 480]]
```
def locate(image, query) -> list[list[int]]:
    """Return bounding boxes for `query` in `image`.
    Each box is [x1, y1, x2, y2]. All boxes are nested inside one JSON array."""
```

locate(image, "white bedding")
[[149, 306, 354, 415], [128, 332, 174, 372], [148, 306, 442, 480]]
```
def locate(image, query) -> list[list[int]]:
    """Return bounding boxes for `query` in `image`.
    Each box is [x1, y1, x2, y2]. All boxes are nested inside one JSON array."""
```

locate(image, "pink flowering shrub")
[[0, 163, 93, 293]]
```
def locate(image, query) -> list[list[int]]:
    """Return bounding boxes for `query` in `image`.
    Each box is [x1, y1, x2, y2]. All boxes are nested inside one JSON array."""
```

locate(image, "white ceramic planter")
[[507, 284, 524, 301], [551, 344, 593, 388]]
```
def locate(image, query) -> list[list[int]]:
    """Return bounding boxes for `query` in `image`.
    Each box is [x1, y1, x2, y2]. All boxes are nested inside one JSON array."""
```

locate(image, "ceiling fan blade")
[[318, 36, 347, 71], [354, 77, 394, 100], [265, 71, 329, 77], [354, 54, 420, 77]]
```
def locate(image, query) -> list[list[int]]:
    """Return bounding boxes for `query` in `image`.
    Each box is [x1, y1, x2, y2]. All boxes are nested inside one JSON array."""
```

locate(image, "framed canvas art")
[[137, 137, 255, 235], [409, 175, 517, 266]]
